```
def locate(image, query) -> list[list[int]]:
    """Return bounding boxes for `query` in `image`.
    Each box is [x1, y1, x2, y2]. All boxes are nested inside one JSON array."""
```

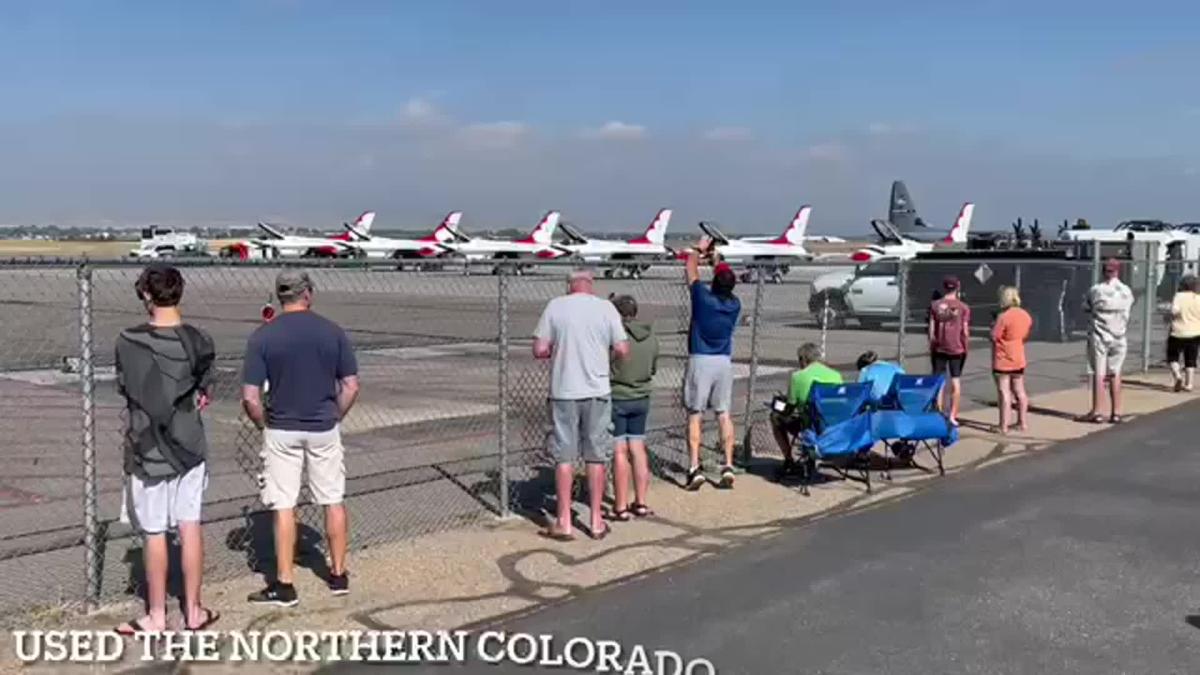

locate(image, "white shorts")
[[121, 463, 207, 535], [260, 427, 345, 509], [1089, 335, 1128, 377]]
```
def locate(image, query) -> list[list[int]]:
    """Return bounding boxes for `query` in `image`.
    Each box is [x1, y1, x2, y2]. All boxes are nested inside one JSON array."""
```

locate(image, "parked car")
[[844, 259, 902, 329]]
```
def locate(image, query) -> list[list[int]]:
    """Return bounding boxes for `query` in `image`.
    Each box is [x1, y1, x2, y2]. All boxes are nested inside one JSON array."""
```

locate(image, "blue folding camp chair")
[[872, 374, 956, 477], [796, 382, 875, 494]]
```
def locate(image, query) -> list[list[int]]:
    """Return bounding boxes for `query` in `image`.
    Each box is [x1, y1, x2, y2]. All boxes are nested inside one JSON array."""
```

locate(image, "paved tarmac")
[[401, 399, 1200, 674]]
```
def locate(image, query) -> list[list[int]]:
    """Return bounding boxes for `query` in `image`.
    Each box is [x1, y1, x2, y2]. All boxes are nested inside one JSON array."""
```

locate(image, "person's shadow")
[[224, 504, 332, 584]]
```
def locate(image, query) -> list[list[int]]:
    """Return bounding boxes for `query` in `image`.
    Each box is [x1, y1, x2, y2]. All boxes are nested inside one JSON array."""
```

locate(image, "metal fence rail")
[[0, 255, 1175, 618]]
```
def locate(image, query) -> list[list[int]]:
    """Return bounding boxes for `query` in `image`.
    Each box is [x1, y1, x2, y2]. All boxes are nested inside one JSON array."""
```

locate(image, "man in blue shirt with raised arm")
[[683, 236, 742, 491]]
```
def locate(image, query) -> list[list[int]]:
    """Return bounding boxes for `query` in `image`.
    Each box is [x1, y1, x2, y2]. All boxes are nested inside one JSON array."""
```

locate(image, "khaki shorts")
[[121, 462, 207, 535], [260, 427, 345, 509]]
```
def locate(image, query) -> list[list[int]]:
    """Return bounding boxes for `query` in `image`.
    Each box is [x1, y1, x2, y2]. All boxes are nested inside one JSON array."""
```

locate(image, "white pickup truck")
[[808, 260, 901, 329], [843, 260, 902, 329], [129, 227, 208, 259]]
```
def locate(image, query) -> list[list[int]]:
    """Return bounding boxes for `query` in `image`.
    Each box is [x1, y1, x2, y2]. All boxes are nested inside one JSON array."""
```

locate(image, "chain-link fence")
[[0, 253, 1178, 619]]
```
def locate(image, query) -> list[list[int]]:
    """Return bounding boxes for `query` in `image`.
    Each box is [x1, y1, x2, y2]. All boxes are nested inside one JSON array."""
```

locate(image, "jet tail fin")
[[769, 205, 811, 245], [353, 211, 375, 236], [890, 180, 924, 231], [520, 210, 560, 245], [423, 211, 464, 243], [343, 211, 376, 241], [943, 203, 974, 244], [628, 208, 672, 245]]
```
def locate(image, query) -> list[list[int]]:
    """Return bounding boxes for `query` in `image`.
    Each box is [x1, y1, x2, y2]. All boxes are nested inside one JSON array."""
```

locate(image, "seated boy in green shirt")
[[772, 342, 843, 477]]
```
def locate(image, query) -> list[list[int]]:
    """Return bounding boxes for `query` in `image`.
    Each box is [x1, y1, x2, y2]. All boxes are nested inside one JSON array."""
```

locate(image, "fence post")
[[737, 268, 765, 467], [77, 264, 101, 611], [896, 259, 909, 369], [1142, 250, 1156, 373], [495, 265, 511, 518], [819, 291, 830, 359], [1092, 241, 1101, 285]]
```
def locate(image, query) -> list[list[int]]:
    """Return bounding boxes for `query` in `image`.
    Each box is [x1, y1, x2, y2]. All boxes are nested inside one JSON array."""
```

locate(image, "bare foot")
[[538, 522, 576, 542]]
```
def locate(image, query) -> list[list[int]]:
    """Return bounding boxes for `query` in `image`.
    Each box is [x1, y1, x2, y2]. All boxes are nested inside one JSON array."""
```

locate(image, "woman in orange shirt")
[[992, 286, 1033, 434]]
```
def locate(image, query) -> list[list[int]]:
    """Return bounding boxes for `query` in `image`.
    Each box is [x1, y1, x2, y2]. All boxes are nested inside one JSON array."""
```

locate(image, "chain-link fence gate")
[[0, 254, 1176, 620]]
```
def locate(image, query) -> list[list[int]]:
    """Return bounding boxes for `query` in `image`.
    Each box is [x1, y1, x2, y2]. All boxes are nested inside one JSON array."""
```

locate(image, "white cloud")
[[399, 97, 446, 128], [805, 141, 849, 162], [702, 126, 753, 142], [867, 121, 893, 135], [457, 121, 530, 149], [582, 121, 647, 141]]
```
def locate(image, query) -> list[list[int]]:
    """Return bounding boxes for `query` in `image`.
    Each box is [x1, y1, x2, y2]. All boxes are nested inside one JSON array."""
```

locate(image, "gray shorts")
[[549, 398, 614, 465], [685, 354, 734, 414], [261, 426, 346, 509], [121, 462, 207, 535], [1089, 335, 1127, 377]]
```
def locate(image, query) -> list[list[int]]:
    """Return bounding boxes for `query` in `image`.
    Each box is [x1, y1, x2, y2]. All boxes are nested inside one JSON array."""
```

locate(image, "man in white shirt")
[[1083, 258, 1134, 423], [533, 268, 630, 541]]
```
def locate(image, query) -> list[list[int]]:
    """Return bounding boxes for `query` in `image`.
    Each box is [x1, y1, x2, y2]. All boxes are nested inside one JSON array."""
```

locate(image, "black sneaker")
[[328, 572, 350, 596], [247, 581, 299, 608], [685, 466, 705, 491], [718, 465, 735, 489]]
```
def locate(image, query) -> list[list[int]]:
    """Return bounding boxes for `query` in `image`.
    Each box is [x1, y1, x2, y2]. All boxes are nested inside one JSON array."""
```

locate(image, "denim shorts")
[[612, 397, 651, 441]]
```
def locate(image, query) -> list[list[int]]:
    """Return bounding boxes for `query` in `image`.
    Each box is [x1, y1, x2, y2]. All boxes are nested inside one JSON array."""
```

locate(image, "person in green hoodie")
[[609, 295, 660, 520]]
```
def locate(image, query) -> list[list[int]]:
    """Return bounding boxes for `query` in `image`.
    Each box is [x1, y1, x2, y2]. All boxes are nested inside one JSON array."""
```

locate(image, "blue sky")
[[1, 1, 1199, 233]]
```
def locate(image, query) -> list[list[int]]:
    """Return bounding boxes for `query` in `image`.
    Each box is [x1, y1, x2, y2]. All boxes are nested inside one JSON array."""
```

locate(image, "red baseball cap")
[[714, 262, 734, 276]]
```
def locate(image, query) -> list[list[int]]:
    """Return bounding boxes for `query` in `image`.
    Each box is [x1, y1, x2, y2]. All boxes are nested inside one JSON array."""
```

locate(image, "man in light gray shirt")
[[533, 268, 629, 540], [1083, 258, 1134, 423]]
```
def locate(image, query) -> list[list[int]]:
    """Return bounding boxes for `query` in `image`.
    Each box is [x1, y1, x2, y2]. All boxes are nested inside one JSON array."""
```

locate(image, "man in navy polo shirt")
[[242, 270, 360, 607]]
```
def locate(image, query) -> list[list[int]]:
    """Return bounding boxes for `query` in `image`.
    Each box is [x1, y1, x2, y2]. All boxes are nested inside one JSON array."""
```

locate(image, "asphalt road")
[[387, 399, 1200, 674]]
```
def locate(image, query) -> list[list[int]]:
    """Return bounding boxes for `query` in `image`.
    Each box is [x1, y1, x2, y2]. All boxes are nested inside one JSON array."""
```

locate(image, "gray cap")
[[275, 270, 314, 297]]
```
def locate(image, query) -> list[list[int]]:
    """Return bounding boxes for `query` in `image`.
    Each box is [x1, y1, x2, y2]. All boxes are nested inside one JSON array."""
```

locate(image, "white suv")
[[844, 259, 901, 329]]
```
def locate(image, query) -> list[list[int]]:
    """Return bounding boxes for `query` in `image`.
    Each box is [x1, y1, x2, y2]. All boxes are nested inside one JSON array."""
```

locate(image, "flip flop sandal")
[[185, 608, 220, 631], [115, 617, 158, 637], [631, 503, 654, 517], [588, 524, 611, 541], [538, 528, 576, 542], [605, 509, 633, 522], [1109, 415, 1125, 424], [1080, 413, 1106, 424]]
